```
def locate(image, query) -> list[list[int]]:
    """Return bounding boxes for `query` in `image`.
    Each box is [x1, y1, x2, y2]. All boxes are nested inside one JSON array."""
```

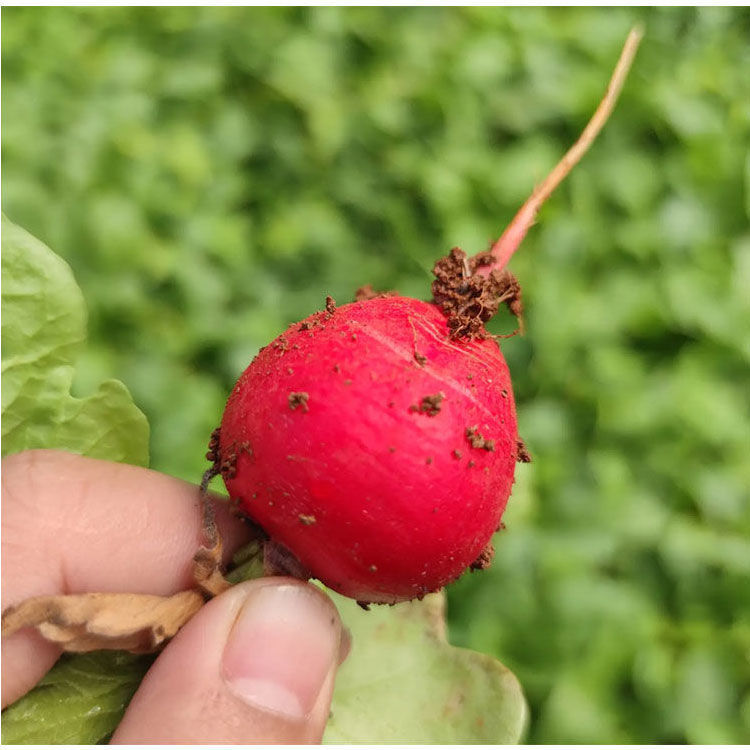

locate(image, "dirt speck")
[[288, 392, 309, 412], [205, 427, 221, 464], [468, 460, 475, 468], [414, 351, 427, 366], [388, 446, 396, 453], [344, 379, 352, 386], [466, 426, 495, 451], [452, 449, 462, 459], [333, 364, 341, 373], [325, 296, 337, 316], [425, 456, 433, 465], [369, 564, 378, 572], [212, 437, 253, 482], [516, 437, 532, 463], [351, 333, 358, 342], [299, 314, 326, 333], [410, 392, 445, 417], [298, 514, 316, 526], [469, 542, 495, 571], [501, 389, 508, 398], [273, 335, 289, 353], [287, 367, 294, 375], [354, 284, 397, 302]]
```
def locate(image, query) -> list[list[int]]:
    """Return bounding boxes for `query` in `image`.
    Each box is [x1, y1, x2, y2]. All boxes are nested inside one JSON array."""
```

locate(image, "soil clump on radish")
[[432, 247, 524, 339], [516, 438, 532, 464], [288, 391, 310, 412], [410, 392, 445, 416], [466, 426, 496, 452], [354, 284, 398, 302], [469, 542, 495, 571]]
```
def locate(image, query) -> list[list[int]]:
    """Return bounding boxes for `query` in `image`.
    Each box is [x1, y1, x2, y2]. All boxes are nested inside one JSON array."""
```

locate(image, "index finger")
[[1, 449, 253, 707]]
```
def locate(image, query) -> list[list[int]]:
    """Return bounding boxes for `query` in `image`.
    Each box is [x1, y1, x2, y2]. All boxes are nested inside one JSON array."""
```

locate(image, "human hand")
[[2, 449, 349, 743]]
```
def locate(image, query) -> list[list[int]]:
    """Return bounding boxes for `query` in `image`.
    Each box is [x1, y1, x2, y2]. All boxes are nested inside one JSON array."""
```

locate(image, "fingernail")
[[222, 584, 341, 719]]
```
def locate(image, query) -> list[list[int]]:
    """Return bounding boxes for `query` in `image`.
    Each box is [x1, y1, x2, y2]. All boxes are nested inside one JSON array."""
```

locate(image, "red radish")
[[214, 29, 642, 604]]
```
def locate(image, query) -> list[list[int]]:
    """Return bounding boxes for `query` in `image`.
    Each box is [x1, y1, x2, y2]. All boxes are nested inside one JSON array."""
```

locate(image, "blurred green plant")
[[3, 6, 749, 743]]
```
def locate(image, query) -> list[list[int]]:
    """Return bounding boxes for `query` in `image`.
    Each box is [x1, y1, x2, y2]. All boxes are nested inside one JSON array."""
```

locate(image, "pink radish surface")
[[220, 296, 518, 603]]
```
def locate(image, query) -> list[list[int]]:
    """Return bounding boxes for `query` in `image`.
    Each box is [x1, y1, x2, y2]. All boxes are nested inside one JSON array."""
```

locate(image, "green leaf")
[[0, 652, 155, 745], [1, 216, 152, 744], [325, 592, 528, 744], [1, 214, 149, 465]]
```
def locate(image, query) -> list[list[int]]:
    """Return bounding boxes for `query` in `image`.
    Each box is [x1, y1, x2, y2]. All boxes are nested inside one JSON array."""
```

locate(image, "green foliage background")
[[3, 6, 749, 743]]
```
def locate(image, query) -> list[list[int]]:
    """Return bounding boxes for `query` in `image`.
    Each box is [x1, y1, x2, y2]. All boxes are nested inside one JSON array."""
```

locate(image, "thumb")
[[111, 578, 348, 744]]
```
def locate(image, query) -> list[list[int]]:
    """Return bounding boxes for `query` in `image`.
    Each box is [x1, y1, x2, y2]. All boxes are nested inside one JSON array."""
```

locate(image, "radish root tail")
[[486, 25, 644, 271]]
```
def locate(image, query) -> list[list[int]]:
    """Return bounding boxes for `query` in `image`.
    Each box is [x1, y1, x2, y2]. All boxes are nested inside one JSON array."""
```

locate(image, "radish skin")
[[220, 297, 518, 603]]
